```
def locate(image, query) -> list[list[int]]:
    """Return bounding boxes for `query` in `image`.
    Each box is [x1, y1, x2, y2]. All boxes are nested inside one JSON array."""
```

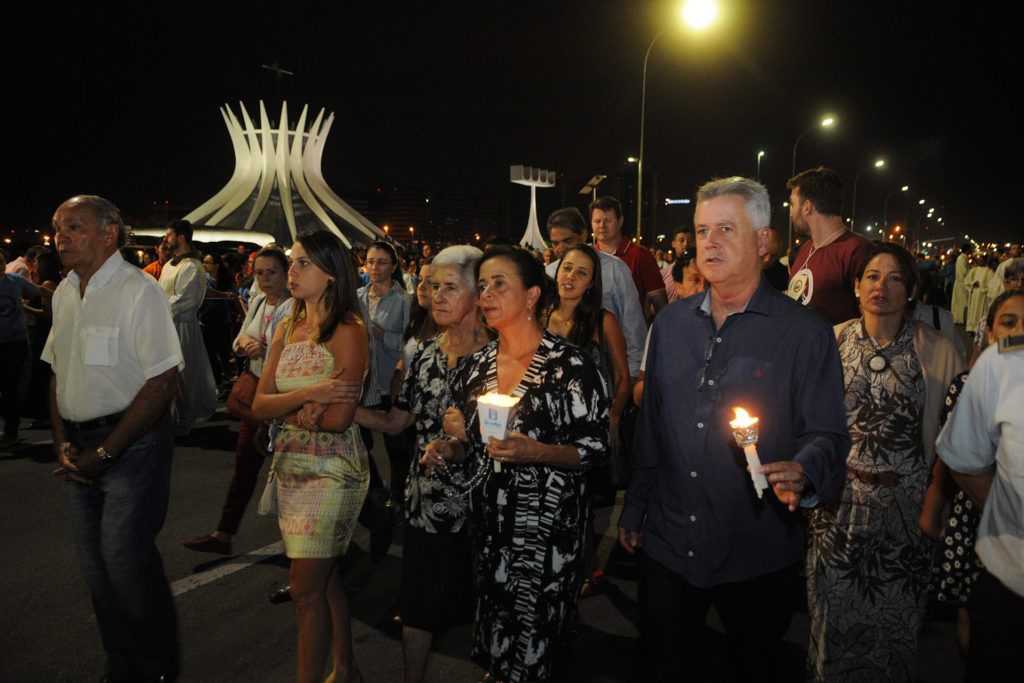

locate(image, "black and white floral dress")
[[395, 337, 472, 533], [807, 320, 932, 682], [451, 331, 609, 682], [931, 372, 983, 605]]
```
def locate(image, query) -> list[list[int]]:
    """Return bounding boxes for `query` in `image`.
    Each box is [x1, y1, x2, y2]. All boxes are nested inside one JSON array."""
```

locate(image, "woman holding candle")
[[427, 245, 609, 682], [252, 230, 369, 683], [805, 242, 965, 682], [352, 245, 488, 683]]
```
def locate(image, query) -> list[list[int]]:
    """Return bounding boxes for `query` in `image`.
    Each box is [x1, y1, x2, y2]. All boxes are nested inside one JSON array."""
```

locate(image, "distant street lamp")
[[788, 115, 836, 245], [579, 175, 608, 202], [851, 158, 886, 232], [756, 150, 765, 180], [637, 0, 720, 243], [882, 185, 909, 231]]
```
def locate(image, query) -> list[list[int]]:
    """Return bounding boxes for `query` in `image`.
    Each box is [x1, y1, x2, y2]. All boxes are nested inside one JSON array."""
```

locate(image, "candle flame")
[[729, 407, 758, 429], [478, 392, 520, 407]]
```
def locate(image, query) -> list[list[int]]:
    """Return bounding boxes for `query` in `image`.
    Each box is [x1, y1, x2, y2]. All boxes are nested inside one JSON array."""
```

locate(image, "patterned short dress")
[[271, 322, 369, 559], [807, 319, 932, 682]]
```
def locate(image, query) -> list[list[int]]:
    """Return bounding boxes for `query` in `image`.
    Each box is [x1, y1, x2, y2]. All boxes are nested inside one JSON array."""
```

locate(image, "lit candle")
[[477, 392, 521, 472], [729, 407, 769, 498]]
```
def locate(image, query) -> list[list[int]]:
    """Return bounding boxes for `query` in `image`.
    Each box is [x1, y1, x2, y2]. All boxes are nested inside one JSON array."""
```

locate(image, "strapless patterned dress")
[[272, 332, 369, 558]]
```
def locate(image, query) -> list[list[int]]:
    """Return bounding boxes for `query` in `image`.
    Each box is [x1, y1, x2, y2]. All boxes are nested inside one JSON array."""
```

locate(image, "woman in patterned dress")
[[353, 245, 490, 683], [425, 246, 609, 682], [806, 243, 965, 682], [253, 230, 370, 683]]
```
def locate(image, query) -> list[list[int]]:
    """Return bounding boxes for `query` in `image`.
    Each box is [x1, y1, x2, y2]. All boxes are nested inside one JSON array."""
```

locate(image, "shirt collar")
[[169, 250, 200, 266], [694, 276, 775, 317], [67, 250, 125, 295], [594, 239, 630, 257]]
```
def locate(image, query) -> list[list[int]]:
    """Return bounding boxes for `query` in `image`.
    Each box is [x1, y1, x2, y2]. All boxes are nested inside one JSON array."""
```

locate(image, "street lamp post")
[[756, 150, 765, 180], [850, 158, 885, 232], [788, 116, 836, 246], [882, 185, 909, 230], [637, 0, 719, 244]]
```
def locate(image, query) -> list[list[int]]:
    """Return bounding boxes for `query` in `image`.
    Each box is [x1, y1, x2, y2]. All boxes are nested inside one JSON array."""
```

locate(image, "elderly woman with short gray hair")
[[352, 244, 491, 683]]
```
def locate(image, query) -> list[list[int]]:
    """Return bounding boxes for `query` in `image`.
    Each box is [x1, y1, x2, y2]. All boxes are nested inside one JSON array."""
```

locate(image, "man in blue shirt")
[[618, 177, 849, 681]]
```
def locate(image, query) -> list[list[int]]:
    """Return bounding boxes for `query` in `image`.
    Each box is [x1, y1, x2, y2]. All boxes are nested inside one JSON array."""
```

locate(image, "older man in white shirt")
[[46, 195, 183, 683]]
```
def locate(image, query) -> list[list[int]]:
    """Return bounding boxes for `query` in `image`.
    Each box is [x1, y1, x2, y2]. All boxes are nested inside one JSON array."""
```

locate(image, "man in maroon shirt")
[[591, 196, 667, 320], [786, 167, 872, 325]]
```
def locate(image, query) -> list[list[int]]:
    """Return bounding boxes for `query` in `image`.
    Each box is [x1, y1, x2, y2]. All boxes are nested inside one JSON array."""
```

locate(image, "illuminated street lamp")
[[756, 150, 765, 180], [850, 158, 886, 232], [882, 185, 909, 230], [637, 0, 720, 243], [788, 115, 836, 245]]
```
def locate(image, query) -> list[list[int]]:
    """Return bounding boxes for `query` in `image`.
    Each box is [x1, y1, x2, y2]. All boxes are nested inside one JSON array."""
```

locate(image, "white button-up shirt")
[[937, 341, 1024, 597], [43, 252, 184, 422]]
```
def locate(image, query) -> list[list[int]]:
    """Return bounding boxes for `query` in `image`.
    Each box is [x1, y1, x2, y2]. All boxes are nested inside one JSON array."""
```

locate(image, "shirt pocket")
[[83, 326, 119, 366]]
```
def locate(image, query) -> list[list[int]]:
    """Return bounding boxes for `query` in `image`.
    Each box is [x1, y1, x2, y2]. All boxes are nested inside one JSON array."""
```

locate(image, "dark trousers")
[[639, 553, 799, 682], [0, 339, 28, 438], [216, 418, 265, 535], [967, 568, 1024, 683], [64, 412, 180, 681]]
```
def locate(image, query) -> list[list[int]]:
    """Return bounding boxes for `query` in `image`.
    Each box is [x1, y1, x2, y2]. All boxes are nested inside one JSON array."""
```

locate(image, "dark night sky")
[[5, 1, 1021, 244]]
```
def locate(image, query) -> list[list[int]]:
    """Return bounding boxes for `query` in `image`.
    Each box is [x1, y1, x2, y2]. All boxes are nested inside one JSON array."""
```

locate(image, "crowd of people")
[[1, 178, 1021, 682]]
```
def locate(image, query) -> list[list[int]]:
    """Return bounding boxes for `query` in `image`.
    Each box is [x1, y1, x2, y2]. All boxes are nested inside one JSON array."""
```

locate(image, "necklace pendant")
[[868, 352, 888, 372]]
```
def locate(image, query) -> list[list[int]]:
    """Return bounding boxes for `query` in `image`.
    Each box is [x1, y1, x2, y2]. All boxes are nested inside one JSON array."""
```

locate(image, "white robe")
[[159, 256, 217, 434], [964, 266, 994, 331], [950, 253, 971, 324]]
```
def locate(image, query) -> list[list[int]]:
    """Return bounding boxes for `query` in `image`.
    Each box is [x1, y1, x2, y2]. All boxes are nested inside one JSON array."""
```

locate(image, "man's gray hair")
[[431, 245, 484, 289], [1004, 257, 1024, 280], [75, 195, 126, 247], [695, 177, 771, 231]]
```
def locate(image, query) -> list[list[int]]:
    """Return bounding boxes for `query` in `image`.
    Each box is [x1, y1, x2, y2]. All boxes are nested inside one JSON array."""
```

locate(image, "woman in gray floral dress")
[[806, 243, 965, 682]]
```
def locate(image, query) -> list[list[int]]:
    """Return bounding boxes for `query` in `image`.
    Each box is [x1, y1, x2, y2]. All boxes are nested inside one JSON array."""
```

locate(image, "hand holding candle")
[[477, 392, 521, 472], [729, 407, 769, 498]]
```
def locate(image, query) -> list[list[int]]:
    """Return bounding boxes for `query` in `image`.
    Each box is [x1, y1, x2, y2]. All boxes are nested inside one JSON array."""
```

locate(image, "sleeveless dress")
[[271, 319, 369, 559], [806, 320, 931, 682]]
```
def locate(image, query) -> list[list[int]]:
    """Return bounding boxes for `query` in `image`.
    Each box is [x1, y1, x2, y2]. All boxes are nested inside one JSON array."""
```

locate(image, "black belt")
[[63, 411, 126, 433]]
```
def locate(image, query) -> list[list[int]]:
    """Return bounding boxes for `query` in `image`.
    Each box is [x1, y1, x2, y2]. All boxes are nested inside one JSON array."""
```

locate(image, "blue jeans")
[[64, 412, 179, 681]]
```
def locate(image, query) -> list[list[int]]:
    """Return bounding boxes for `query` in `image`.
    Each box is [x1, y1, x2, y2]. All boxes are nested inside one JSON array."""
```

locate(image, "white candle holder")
[[477, 392, 521, 472]]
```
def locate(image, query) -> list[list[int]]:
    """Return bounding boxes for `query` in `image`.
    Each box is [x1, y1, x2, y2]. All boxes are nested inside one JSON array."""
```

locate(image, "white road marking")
[[171, 541, 285, 596]]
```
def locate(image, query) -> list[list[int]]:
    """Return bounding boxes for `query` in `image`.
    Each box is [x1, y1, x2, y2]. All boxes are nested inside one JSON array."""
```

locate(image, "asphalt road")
[[1, 406, 965, 682]]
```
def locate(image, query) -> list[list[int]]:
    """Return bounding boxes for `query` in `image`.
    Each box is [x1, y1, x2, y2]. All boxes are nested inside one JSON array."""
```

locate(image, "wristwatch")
[[96, 446, 115, 467]]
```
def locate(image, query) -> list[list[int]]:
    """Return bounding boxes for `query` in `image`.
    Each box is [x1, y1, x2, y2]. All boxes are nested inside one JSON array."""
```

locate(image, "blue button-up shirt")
[[620, 279, 849, 587]]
